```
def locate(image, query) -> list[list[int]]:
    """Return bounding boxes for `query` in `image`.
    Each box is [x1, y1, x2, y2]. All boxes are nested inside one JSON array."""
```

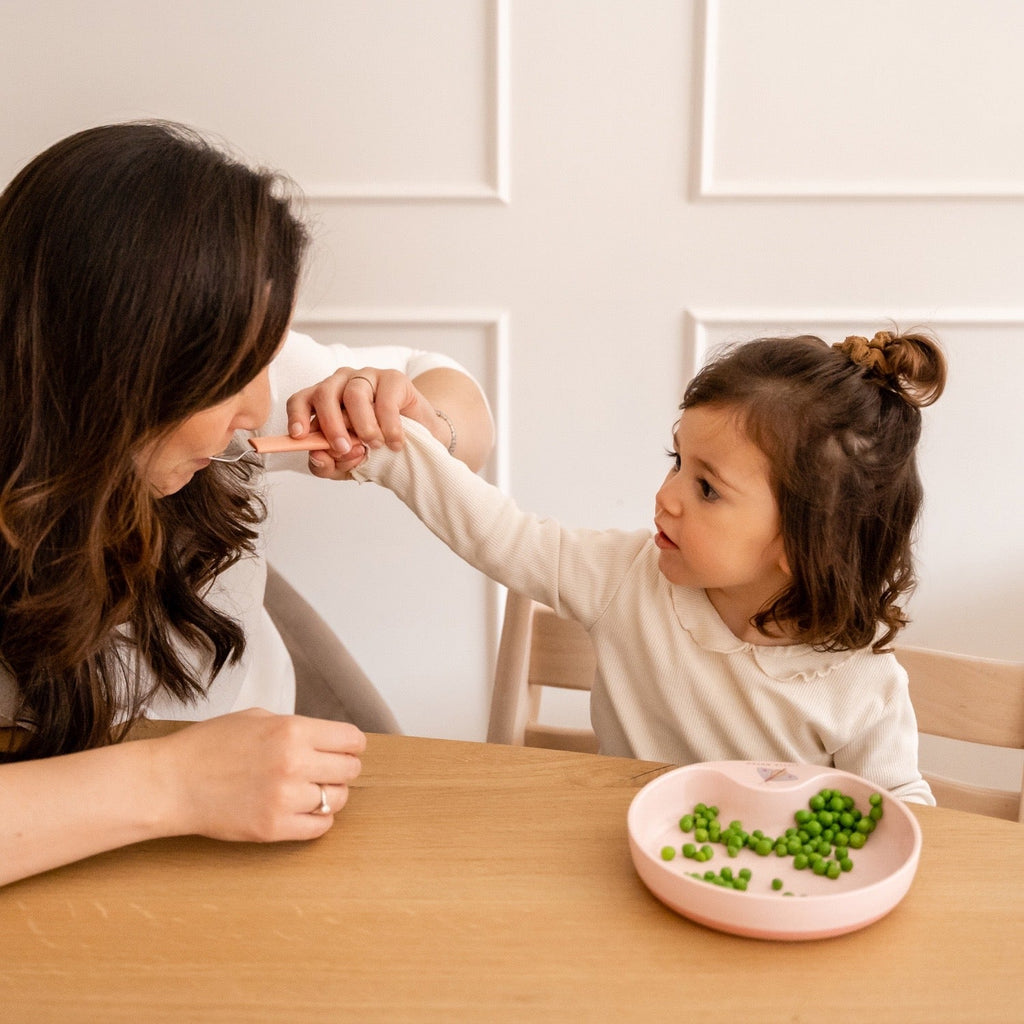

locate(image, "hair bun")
[[833, 329, 946, 408]]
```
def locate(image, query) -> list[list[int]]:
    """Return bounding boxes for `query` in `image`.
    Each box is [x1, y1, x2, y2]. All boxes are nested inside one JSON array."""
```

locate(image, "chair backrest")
[[264, 563, 401, 734], [488, 591, 599, 753], [895, 645, 1024, 822]]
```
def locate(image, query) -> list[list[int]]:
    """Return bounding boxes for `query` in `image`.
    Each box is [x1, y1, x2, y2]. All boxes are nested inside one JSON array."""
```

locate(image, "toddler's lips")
[[654, 529, 678, 551]]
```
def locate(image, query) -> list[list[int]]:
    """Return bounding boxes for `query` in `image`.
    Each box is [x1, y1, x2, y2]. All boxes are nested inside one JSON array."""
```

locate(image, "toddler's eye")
[[699, 478, 720, 502]]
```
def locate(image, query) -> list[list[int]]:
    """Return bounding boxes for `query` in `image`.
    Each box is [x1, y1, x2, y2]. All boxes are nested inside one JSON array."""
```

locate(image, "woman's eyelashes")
[[665, 448, 682, 471]]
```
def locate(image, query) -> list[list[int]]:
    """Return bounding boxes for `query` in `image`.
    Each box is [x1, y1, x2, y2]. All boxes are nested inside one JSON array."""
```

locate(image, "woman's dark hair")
[[681, 330, 946, 652], [0, 121, 309, 758]]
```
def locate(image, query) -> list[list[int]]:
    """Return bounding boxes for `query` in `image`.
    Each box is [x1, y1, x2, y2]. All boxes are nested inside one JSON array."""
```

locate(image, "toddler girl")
[[306, 330, 945, 802]]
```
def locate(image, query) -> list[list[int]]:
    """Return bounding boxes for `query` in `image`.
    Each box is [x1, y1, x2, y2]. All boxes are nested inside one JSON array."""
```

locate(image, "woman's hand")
[[285, 367, 440, 477], [154, 709, 366, 842], [285, 365, 494, 478]]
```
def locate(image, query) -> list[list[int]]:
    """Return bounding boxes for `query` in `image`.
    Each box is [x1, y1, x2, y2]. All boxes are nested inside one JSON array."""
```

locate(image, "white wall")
[[3, 1, 1022, 785]]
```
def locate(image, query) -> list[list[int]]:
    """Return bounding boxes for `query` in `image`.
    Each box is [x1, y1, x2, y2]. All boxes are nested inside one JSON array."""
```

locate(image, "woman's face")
[[138, 362, 274, 497]]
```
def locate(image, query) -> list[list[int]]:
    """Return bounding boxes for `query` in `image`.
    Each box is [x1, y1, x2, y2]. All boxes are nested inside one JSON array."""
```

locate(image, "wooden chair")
[[487, 591, 599, 753], [895, 645, 1024, 822]]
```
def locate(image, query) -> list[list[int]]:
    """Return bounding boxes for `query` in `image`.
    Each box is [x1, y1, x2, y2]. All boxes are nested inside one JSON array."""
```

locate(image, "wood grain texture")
[[1, 734, 1021, 1023]]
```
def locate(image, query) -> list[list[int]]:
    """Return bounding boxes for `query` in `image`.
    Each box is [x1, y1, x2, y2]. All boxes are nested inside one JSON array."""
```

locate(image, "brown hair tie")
[[833, 331, 895, 374]]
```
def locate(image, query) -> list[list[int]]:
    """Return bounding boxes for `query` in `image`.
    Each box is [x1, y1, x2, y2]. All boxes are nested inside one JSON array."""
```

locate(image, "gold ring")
[[348, 375, 376, 399]]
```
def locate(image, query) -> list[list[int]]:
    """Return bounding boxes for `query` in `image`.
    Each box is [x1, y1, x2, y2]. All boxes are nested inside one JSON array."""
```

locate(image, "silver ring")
[[313, 784, 331, 815]]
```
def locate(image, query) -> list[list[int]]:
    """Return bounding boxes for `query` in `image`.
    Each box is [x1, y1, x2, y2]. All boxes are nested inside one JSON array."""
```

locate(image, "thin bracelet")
[[434, 409, 457, 455]]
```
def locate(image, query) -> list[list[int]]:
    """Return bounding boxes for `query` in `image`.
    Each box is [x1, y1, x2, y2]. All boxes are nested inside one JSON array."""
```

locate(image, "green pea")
[[840, 857, 854, 872], [682, 843, 697, 858], [679, 814, 695, 832], [848, 832, 866, 849], [793, 853, 809, 870], [771, 878, 784, 891], [826, 860, 841, 879], [660, 846, 676, 861], [754, 838, 773, 856], [738, 867, 752, 880]]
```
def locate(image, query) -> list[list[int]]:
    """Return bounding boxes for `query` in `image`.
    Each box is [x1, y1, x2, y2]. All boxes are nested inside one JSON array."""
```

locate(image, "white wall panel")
[[267, 312, 507, 740], [1, 0, 509, 201], [699, 0, 1024, 197]]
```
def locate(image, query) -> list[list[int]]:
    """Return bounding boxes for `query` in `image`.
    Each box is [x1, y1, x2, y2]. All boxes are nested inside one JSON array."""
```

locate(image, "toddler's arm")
[[343, 417, 648, 629], [832, 685, 935, 805]]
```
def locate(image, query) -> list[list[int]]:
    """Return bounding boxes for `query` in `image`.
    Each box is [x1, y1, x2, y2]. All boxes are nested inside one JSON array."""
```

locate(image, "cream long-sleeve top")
[[353, 417, 934, 805], [0, 331, 473, 728]]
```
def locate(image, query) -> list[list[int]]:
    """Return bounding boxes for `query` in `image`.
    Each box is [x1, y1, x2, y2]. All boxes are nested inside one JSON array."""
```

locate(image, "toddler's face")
[[654, 404, 789, 628]]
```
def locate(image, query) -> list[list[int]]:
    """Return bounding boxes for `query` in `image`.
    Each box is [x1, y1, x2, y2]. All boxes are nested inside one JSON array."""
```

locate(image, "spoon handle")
[[249, 430, 332, 454]]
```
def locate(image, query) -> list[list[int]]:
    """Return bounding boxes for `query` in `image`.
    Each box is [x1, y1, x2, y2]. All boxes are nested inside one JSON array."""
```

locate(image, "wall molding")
[[695, 0, 1024, 200], [304, 0, 510, 204], [683, 307, 1024, 376]]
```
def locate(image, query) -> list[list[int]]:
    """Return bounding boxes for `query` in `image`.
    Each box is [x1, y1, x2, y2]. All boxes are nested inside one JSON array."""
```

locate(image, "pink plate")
[[627, 760, 921, 940]]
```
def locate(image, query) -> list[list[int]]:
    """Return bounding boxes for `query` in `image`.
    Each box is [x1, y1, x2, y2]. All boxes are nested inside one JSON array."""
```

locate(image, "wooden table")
[[2, 734, 1022, 1023]]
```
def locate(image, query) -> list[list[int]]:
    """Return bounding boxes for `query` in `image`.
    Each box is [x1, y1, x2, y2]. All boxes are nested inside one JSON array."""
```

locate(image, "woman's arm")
[[0, 709, 365, 887]]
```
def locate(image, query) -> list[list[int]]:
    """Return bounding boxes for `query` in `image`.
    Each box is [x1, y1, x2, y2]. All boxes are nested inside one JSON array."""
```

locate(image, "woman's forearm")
[[0, 739, 170, 886], [0, 710, 365, 887], [410, 367, 495, 473]]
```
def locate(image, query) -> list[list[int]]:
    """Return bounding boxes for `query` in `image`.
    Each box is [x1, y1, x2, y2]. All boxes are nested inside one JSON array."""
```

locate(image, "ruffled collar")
[[668, 583, 857, 682]]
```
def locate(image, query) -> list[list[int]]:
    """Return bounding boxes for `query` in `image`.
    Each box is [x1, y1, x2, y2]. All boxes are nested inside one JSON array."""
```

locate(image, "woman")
[[0, 121, 493, 885]]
